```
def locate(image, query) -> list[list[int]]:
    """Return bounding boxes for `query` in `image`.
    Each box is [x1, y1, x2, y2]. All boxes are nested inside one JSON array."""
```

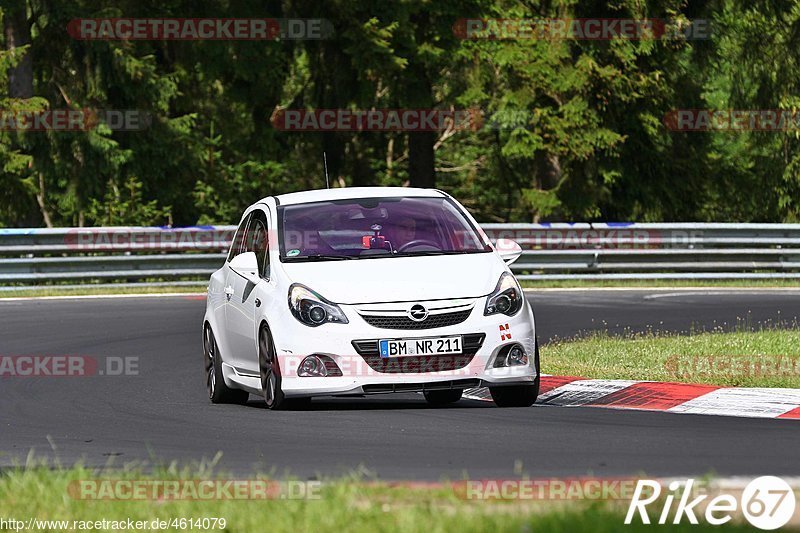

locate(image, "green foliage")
[[0, 464, 762, 532], [0, 0, 798, 226], [85, 175, 171, 226]]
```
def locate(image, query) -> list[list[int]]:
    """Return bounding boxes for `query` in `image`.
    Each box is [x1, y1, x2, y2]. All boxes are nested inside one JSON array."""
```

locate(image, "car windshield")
[[278, 196, 490, 261]]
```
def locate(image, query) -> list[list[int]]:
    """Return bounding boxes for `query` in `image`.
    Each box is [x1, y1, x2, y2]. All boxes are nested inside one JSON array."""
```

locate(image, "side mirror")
[[229, 251, 261, 284], [495, 238, 523, 265]]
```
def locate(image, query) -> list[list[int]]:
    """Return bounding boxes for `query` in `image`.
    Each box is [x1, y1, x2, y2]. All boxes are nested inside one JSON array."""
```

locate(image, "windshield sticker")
[[287, 249, 301, 257]]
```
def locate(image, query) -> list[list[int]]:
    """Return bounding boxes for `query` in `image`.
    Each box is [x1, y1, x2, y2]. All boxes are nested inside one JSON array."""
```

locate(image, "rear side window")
[[227, 213, 252, 262]]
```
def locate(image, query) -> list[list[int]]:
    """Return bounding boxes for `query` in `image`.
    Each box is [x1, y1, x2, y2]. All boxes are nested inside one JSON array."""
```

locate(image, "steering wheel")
[[397, 239, 442, 253]]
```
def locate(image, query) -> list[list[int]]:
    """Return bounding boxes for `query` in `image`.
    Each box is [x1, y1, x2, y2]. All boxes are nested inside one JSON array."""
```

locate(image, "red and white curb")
[[464, 376, 800, 419]]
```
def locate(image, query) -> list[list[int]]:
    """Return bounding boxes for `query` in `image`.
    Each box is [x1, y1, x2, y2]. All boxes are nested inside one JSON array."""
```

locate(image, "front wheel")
[[259, 324, 288, 410], [489, 382, 539, 407], [258, 325, 312, 410], [489, 339, 540, 407]]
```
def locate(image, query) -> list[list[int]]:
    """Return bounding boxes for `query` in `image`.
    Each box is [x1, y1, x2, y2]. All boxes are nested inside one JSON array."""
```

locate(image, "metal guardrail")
[[1, 223, 800, 286]]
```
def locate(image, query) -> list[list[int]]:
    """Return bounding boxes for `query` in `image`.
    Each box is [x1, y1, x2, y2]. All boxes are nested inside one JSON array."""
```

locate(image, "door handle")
[[255, 298, 261, 307], [224, 286, 234, 300]]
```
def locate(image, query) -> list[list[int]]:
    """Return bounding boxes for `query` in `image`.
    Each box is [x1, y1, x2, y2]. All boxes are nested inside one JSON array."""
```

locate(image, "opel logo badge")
[[408, 304, 429, 322]]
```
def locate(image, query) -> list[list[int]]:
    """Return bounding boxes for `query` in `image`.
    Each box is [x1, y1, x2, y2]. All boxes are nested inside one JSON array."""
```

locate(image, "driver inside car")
[[392, 216, 417, 248]]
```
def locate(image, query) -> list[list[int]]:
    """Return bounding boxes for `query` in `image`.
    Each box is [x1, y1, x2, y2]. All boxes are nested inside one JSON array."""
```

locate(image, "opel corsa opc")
[[203, 187, 539, 409]]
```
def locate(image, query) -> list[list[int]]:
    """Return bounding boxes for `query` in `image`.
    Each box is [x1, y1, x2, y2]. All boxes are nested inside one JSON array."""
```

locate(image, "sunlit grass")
[[0, 461, 755, 533], [544, 329, 800, 387], [0, 285, 205, 298], [2, 277, 799, 299], [521, 278, 800, 289]]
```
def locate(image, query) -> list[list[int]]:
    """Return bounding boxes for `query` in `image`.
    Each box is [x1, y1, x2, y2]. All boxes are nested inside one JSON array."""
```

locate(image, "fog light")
[[506, 345, 528, 366], [298, 355, 328, 377], [493, 344, 528, 368], [297, 355, 343, 377]]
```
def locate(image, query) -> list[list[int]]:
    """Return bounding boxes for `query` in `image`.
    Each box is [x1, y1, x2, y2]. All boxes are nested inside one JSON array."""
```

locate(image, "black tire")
[[204, 325, 249, 405], [489, 339, 540, 408], [423, 389, 463, 406], [490, 382, 539, 407], [258, 325, 313, 410], [259, 324, 289, 410]]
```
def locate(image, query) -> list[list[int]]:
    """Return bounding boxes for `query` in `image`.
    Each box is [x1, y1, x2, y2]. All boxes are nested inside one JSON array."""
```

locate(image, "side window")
[[247, 210, 270, 279], [227, 213, 252, 262]]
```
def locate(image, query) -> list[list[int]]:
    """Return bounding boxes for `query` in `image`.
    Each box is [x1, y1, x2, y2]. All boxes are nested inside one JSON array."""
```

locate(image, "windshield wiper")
[[284, 254, 354, 261], [392, 250, 480, 257]]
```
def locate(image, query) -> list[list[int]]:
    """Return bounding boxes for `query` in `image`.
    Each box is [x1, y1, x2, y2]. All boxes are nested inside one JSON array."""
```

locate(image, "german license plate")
[[379, 336, 462, 358]]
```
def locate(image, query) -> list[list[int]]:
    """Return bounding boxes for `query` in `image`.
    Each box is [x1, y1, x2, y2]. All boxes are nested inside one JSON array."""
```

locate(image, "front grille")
[[360, 309, 472, 330], [351, 333, 485, 374]]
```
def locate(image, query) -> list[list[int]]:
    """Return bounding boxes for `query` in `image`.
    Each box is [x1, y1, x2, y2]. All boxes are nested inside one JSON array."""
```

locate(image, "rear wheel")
[[423, 389, 463, 406], [489, 339, 540, 408], [204, 326, 249, 405]]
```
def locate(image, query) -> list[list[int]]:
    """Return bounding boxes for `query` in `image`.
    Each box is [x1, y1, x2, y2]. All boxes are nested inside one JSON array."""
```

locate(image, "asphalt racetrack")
[[1, 289, 799, 480]]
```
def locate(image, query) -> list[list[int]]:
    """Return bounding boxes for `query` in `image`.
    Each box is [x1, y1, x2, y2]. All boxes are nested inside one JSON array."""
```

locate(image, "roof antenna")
[[323, 152, 330, 189]]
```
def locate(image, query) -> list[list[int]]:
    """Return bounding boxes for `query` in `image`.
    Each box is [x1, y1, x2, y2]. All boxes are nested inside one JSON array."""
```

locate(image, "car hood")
[[279, 252, 506, 305]]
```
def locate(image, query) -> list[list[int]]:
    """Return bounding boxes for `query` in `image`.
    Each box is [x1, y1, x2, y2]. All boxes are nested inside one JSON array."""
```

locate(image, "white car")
[[203, 187, 539, 409]]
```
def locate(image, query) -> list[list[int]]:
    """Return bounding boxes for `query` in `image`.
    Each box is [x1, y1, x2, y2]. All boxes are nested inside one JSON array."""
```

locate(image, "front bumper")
[[269, 298, 537, 397]]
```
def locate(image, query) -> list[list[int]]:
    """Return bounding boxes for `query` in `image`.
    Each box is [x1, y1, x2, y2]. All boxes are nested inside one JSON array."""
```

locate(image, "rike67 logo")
[[626, 477, 796, 530]]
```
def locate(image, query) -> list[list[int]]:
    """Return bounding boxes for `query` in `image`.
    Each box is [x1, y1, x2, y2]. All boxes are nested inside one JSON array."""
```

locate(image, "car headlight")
[[288, 284, 349, 327], [484, 272, 523, 316]]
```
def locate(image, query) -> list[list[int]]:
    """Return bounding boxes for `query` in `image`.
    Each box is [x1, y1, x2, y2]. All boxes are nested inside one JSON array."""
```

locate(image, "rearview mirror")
[[495, 238, 523, 265], [229, 251, 261, 284]]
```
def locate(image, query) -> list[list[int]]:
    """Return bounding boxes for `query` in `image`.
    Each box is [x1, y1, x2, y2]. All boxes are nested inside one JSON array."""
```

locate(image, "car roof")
[[265, 187, 446, 206]]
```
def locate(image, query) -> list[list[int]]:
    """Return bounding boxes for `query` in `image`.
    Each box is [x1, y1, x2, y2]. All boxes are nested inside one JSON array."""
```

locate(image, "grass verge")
[[544, 329, 800, 387], [0, 285, 205, 299], [0, 465, 756, 532], [521, 278, 800, 289], [2, 278, 799, 299]]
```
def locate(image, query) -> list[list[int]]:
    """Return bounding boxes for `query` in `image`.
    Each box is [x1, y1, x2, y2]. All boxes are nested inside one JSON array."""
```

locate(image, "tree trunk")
[[408, 131, 436, 188], [35, 173, 53, 228], [532, 151, 562, 223], [535, 151, 562, 191], [3, 0, 33, 98], [405, 62, 436, 189]]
